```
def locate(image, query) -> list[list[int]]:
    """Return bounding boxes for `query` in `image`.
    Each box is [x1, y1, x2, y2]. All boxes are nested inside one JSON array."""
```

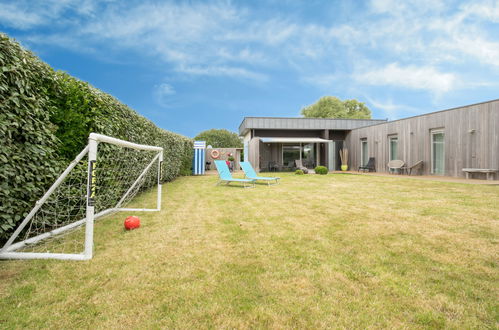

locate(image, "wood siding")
[[346, 100, 499, 179], [248, 137, 261, 171]]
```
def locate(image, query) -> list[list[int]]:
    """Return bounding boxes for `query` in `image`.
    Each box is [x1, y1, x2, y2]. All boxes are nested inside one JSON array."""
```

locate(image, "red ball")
[[124, 216, 140, 230]]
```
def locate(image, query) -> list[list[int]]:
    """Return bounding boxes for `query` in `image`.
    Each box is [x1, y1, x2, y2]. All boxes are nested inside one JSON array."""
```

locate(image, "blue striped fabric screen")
[[193, 141, 206, 175]]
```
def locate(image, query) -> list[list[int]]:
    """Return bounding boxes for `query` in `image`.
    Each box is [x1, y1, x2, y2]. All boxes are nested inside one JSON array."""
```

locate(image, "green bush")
[[0, 33, 193, 242], [295, 169, 305, 175], [314, 166, 328, 175]]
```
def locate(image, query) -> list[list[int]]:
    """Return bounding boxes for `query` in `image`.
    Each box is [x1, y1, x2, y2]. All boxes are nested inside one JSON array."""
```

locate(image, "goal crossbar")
[[0, 133, 164, 260]]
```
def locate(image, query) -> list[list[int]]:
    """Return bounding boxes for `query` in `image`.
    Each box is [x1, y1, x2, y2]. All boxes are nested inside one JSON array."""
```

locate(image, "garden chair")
[[295, 159, 309, 174], [407, 160, 423, 175], [214, 160, 255, 188], [268, 160, 282, 172], [240, 162, 280, 185], [358, 157, 376, 172], [387, 159, 406, 174]]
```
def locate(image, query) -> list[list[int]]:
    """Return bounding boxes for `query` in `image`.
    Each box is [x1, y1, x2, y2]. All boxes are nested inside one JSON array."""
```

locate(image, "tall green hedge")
[[0, 33, 193, 242]]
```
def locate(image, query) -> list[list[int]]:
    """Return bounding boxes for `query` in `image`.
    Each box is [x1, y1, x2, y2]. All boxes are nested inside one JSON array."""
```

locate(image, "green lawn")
[[1, 173, 498, 328]]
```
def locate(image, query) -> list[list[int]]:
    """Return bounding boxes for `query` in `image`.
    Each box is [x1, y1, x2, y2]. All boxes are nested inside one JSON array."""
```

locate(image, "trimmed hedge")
[[0, 33, 193, 242], [314, 166, 328, 175]]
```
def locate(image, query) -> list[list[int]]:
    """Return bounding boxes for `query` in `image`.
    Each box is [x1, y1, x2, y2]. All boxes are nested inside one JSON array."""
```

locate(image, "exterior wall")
[[248, 137, 261, 171], [206, 148, 242, 170], [239, 117, 387, 135], [253, 129, 324, 138], [346, 100, 499, 179], [328, 130, 347, 140], [243, 131, 251, 162]]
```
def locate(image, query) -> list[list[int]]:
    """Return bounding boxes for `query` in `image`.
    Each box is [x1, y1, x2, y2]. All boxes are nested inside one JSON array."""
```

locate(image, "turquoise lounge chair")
[[214, 160, 255, 188], [240, 161, 280, 185]]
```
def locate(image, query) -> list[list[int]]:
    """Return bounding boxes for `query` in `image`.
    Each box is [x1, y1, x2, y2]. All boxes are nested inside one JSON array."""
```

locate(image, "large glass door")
[[282, 145, 300, 168], [431, 131, 444, 175]]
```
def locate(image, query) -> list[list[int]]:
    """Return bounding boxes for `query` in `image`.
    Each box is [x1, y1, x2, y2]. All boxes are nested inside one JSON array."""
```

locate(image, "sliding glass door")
[[282, 145, 300, 168], [282, 143, 318, 169], [431, 130, 445, 175]]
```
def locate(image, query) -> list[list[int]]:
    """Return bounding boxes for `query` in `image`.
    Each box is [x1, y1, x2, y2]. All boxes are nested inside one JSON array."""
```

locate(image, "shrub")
[[295, 169, 305, 175], [0, 33, 193, 242], [314, 166, 328, 175]]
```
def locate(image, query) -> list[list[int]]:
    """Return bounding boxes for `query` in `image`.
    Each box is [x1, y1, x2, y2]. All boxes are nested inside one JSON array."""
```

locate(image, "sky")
[[1, 0, 499, 137]]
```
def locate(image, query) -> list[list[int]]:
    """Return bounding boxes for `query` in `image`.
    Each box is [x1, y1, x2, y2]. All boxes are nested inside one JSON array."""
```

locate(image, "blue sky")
[[1, 0, 499, 137]]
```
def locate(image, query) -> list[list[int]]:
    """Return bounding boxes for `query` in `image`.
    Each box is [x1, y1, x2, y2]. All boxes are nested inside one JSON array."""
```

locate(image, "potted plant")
[[339, 148, 348, 171], [227, 154, 235, 171]]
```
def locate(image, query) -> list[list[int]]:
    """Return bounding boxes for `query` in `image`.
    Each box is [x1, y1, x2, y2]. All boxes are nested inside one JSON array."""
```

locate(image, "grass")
[[0, 173, 498, 328]]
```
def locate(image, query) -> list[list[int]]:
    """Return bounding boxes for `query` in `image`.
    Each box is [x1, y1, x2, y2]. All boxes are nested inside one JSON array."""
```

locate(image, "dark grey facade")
[[239, 117, 387, 136], [240, 117, 386, 172], [240, 99, 499, 180]]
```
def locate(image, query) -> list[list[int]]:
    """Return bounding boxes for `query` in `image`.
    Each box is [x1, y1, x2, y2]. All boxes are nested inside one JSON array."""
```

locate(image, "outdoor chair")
[[283, 161, 295, 171], [407, 160, 423, 175], [241, 162, 280, 185], [358, 157, 376, 172], [387, 159, 405, 174], [214, 160, 255, 188], [295, 159, 309, 174], [268, 160, 282, 172]]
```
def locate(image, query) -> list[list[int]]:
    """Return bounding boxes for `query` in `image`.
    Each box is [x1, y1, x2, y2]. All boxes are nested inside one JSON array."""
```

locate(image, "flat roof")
[[260, 137, 330, 143], [239, 117, 387, 136]]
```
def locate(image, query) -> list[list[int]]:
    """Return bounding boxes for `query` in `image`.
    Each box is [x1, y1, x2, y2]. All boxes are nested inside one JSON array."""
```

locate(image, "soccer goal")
[[0, 133, 163, 261]]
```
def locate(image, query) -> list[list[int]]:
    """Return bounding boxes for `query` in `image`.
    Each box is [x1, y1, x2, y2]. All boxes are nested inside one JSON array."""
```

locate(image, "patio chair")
[[214, 160, 255, 188], [387, 159, 405, 174], [358, 157, 376, 172], [268, 160, 282, 172], [407, 160, 423, 175], [240, 162, 280, 185], [295, 159, 309, 174]]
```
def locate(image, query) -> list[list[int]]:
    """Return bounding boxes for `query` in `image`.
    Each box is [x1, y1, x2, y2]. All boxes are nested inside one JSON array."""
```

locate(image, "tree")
[[194, 129, 243, 148], [343, 99, 371, 119], [301, 96, 371, 119]]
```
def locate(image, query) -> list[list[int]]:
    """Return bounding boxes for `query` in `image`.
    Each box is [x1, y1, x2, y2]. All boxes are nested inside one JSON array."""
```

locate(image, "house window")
[[389, 136, 398, 161], [282, 144, 301, 168], [431, 130, 445, 175], [360, 139, 368, 166]]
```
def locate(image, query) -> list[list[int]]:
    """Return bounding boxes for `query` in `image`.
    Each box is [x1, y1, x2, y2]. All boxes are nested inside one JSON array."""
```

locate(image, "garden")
[[1, 173, 498, 328]]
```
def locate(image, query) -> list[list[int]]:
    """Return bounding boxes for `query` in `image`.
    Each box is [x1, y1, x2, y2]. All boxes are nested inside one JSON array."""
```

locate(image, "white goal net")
[[0, 133, 163, 261]]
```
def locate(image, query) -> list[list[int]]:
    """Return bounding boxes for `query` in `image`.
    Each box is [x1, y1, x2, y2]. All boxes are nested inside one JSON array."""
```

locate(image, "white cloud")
[[0, 3, 45, 29], [177, 65, 268, 82], [461, 1, 499, 22], [356, 63, 458, 93], [301, 74, 340, 89], [154, 83, 175, 108], [156, 83, 175, 96], [0, 0, 98, 29], [366, 96, 422, 119], [3, 0, 499, 91]]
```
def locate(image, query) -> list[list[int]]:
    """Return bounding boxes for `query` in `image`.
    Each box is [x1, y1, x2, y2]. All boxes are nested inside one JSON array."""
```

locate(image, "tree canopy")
[[194, 129, 243, 148], [301, 96, 371, 119]]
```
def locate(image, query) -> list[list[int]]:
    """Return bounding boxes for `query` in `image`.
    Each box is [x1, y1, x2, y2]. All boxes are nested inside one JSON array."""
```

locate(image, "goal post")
[[0, 133, 164, 261]]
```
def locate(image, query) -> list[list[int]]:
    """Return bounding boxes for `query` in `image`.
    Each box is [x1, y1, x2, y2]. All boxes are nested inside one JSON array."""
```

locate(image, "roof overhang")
[[238, 117, 388, 136], [259, 137, 330, 143]]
